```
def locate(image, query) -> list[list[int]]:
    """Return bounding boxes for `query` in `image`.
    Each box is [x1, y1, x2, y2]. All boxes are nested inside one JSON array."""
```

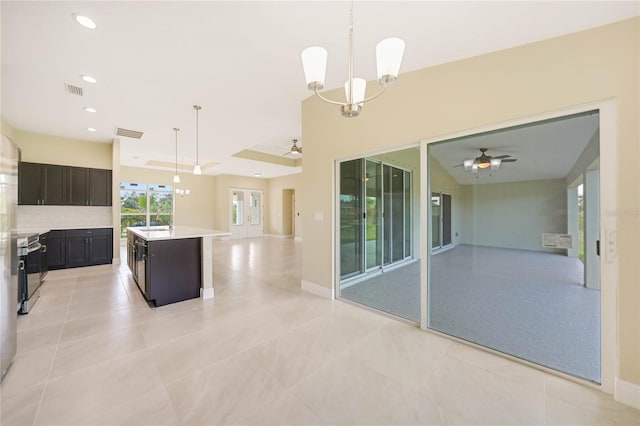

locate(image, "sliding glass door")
[[339, 158, 412, 281]]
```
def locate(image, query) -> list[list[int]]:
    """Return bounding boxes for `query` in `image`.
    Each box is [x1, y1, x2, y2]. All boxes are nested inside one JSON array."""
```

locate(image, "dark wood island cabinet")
[[126, 226, 229, 307]]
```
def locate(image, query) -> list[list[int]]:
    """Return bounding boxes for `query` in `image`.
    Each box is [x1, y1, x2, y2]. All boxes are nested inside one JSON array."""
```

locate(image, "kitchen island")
[[126, 226, 229, 306]]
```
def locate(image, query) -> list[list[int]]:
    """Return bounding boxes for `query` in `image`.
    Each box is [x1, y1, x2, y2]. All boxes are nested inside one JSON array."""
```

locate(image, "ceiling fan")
[[283, 139, 302, 157], [457, 148, 517, 173]]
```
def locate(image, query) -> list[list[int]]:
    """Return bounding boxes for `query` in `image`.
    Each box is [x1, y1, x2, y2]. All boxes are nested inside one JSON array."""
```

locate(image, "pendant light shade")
[[193, 105, 202, 175], [172, 127, 181, 183], [301, 46, 328, 90], [376, 37, 405, 85]]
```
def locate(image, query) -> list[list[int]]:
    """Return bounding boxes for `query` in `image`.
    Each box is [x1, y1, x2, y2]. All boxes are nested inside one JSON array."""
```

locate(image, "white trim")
[[112, 258, 121, 265], [200, 287, 214, 300], [615, 378, 640, 410], [301, 280, 334, 299], [294, 236, 303, 242], [263, 234, 292, 239]]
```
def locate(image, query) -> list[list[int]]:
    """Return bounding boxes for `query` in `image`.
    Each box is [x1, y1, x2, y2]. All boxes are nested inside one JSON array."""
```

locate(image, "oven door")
[[25, 243, 43, 299]]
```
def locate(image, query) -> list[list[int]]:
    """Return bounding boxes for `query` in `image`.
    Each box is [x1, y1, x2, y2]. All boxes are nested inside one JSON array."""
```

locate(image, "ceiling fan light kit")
[[301, 4, 405, 118], [461, 148, 517, 175], [285, 139, 302, 157]]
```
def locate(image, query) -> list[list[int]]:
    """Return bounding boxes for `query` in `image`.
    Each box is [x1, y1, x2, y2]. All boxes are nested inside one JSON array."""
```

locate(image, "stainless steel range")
[[17, 233, 46, 314]]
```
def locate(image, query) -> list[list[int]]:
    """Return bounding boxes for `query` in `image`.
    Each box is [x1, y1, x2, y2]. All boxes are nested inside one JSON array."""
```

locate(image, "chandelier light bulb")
[[193, 164, 202, 175], [173, 174, 181, 183], [376, 38, 405, 85], [301, 46, 328, 90]]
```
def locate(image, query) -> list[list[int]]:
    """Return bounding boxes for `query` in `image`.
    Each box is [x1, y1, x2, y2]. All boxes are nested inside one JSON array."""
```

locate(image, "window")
[[120, 182, 173, 237]]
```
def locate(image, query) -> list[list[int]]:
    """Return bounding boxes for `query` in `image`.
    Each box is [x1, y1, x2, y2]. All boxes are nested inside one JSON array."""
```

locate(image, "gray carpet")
[[340, 245, 600, 383]]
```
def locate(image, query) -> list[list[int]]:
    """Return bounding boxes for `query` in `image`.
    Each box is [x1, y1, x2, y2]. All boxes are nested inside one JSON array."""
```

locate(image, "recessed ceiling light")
[[87, 127, 97, 132], [81, 75, 97, 83], [84, 107, 96, 113], [253, 173, 263, 177], [73, 14, 96, 30]]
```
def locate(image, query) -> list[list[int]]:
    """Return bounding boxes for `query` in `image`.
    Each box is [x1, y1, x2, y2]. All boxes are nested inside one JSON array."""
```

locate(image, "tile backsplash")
[[18, 206, 112, 230]]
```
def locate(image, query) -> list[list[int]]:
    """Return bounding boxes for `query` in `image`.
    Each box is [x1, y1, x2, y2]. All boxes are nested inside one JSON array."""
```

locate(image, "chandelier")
[[301, 4, 405, 118]]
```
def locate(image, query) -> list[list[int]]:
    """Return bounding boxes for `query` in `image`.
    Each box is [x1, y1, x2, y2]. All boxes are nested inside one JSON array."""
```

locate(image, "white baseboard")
[[615, 377, 640, 409], [112, 258, 121, 265], [263, 234, 293, 239], [294, 236, 302, 242], [301, 280, 334, 299], [201, 287, 214, 300]]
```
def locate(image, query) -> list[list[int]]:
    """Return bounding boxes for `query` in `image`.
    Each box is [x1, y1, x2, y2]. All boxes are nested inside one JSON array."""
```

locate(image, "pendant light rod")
[[173, 128, 180, 183], [193, 105, 202, 175], [347, 2, 354, 107]]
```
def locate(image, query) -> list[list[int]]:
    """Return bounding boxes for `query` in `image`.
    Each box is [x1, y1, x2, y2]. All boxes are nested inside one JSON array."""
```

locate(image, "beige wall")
[[120, 166, 217, 233], [12, 129, 112, 169], [266, 173, 302, 237], [301, 19, 639, 384], [214, 175, 268, 232]]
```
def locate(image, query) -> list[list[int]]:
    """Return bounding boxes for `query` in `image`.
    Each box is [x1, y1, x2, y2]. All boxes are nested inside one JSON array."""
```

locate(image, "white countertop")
[[126, 226, 230, 241]]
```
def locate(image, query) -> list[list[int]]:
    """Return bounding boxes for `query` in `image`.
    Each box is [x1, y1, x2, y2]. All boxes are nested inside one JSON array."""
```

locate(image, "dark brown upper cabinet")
[[18, 162, 66, 205], [18, 162, 112, 206]]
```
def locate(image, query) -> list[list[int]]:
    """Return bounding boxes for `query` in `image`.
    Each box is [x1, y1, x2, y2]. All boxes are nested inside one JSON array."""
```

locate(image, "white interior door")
[[230, 189, 263, 239]]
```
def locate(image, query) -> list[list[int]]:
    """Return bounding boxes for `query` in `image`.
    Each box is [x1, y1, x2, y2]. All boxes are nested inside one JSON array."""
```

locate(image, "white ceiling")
[[428, 112, 600, 185], [2, 1, 637, 178]]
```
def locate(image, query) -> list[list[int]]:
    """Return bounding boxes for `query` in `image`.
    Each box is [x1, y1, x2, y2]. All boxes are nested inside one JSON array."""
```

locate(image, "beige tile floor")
[[1, 237, 639, 425]]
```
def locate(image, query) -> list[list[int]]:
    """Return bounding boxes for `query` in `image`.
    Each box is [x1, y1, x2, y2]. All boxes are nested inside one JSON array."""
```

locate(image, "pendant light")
[[301, 3, 405, 118], [193, 105, 202, 175], [172, 127, 181, 183]]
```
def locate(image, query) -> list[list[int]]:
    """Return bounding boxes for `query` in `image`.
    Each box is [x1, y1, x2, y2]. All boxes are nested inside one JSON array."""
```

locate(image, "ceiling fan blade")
[[501, 158, 518, 162], [493, 154, 512, 159]]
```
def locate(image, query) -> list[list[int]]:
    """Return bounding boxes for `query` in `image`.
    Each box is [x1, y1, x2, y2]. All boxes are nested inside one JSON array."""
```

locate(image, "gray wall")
[[460, 179, 567, 252]]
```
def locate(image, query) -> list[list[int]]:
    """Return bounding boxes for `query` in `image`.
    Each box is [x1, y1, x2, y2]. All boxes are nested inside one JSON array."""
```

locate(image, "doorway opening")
[[426, 110, 602, 383], [337, 148, 420, 321], [282, 189, 295, 237]]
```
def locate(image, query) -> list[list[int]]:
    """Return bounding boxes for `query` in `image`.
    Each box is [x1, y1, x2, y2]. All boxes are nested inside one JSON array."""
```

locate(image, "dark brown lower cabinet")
[[43, 228, 113, 269], [41, 230, 66, 270]]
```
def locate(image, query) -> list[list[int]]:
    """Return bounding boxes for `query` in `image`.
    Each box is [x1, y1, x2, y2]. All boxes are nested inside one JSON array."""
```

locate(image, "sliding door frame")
[[420, 99, 618, 394]]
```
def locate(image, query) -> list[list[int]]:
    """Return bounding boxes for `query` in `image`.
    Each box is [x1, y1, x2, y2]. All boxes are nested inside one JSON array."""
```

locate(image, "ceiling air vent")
[[115, 127, 144, 139], [64, 83, 83, 96]]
